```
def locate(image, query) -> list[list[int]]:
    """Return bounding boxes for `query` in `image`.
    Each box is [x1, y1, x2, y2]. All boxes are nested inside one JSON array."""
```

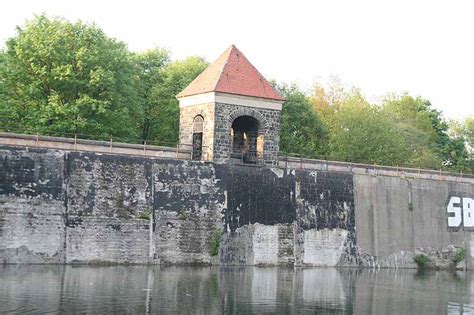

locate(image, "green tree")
[[381, 94, 462, 169], [0, 15, 139, 138], [132, 48, 170, 141], [326, 91, 410, 165], [466, 116, 474, 148], [454, 116, 474, 149], [276, 83, 328, 157], [150, 56, 208, 145], [450, 116, 474, 172]]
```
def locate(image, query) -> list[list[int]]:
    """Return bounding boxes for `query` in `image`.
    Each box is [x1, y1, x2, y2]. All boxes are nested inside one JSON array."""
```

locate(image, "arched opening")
[[192, 115, 204, 160], [230, 115, 263, 163]]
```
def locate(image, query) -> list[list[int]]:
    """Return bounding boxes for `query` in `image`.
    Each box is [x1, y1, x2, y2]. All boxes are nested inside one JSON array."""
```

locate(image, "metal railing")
[[0, 132, 209, 161], [0, 129, 472, 182], [278, 153, 474, 182]]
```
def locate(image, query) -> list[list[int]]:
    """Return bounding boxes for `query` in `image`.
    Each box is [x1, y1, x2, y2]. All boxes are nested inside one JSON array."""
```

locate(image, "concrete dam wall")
[[1, 145, 473, 268]]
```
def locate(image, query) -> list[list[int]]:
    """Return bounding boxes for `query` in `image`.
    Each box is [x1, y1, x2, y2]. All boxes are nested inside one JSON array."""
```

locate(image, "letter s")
[[447, 196, 462, 228]]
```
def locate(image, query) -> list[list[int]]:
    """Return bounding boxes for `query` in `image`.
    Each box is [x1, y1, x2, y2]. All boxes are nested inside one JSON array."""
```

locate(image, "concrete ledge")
[[278, 156, 474, 183], [0, 132, 191, 160], [0, 132, 471, 183]]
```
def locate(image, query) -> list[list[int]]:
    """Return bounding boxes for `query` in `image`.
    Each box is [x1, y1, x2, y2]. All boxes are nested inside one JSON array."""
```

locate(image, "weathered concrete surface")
[[153, 160, 224, 265], [303, 228, 348, 266], [217, 165, 354, 266], [1, 145, 472, 268], [0, 147, 66, 264], [65, 152, 153, 264], [354, 174, 474, 268]]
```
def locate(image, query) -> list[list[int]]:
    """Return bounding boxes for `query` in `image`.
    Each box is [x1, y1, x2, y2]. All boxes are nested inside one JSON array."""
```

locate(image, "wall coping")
[[1, 132, 472, 183]]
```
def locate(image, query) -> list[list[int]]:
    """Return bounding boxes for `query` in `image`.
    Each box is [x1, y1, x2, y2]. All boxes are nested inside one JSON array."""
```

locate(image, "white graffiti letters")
[[448, 196, 474, 228], [447, 196, 462, 227]]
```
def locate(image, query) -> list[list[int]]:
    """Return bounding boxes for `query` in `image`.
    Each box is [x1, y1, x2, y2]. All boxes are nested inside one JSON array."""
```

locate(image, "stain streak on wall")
[[1, 145, 472, 268]]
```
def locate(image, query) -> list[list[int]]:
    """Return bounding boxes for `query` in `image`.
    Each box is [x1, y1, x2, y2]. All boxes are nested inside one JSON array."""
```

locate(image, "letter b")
[[463, 198, 474, 228]]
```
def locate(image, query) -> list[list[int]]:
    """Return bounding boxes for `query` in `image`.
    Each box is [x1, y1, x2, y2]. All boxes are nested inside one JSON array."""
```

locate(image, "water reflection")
[[1, 265, 474, 314]]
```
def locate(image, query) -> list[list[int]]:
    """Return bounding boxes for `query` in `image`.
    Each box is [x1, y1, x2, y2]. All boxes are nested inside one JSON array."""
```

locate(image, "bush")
[[209, 229, 222, 257], [452, 248, 466, 265], [179, 208, 189, 220], [139, 207, 151, 220], [413, 254, 430, 269]]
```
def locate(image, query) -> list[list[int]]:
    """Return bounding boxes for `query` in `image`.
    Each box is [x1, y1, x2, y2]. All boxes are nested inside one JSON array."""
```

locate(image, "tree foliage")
[[311, 86, 410, 165], [380, 94, 443, 168], [0, 15, 140, 138], [309, 82, 471, 169], [381, 94, 471, 170], [0, 15, 472, 173], [150, 56, 208, 145], [132, 48, 170, 141], [449, 116, 474, 172], [277, 83, 328, 157], [452, 116, 474, 150]]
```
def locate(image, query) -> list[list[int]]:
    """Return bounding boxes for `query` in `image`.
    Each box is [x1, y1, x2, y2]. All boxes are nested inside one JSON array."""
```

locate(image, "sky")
[[1, 0, 473, 120]]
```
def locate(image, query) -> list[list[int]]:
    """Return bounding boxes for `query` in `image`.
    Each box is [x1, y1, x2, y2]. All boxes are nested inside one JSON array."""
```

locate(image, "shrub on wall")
[[452, 247, 466, 265], [413, 254, 430, 269], [209, 229, 222, 257]]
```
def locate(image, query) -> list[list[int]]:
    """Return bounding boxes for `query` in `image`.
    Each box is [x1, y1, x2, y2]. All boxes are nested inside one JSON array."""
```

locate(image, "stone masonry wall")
[[213, 103, 281, 165], [0, 147, 66, 264], [1, 145, 472, 269], [179, 103, 215, 161]]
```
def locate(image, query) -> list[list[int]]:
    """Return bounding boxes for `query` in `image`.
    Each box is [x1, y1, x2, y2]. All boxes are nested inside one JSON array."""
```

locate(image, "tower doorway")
[[230, 115, 262, 163]]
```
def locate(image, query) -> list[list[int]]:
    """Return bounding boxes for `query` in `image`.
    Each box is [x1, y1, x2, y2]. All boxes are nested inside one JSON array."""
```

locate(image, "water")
[[1, 265, 474, 314]]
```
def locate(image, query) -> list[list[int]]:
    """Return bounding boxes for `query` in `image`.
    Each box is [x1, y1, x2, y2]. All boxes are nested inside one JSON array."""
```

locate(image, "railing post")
[[36, 132, 39, 147], [110, 137, 113, 153], [144, 140, 147, 156], [300, 155, 302, 169], [74, 134, 77, 151]]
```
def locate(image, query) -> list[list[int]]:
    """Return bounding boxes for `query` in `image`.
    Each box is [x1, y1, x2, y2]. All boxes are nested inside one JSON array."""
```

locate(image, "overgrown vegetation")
[[452, 247, 466, 265], [139, 207, 151, 220], [178, 208, 189, 220], [413, 254, 430, 269], [0, 15, 472, 173], [408, 202, 414, 211], [209, 229, 222, 257]]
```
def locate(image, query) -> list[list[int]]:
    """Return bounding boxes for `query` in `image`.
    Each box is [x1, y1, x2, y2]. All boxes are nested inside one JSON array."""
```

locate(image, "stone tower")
[[176, 45, 284, 165]]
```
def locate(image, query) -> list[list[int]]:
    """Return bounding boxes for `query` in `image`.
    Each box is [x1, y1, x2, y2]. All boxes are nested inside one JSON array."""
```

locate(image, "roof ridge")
[[212, 45, 234, 91], [177, 45, 284, 101]]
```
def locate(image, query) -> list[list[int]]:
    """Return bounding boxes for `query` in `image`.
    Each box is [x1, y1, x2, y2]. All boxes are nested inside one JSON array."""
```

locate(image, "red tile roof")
[[177, 45, 284, 101]]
